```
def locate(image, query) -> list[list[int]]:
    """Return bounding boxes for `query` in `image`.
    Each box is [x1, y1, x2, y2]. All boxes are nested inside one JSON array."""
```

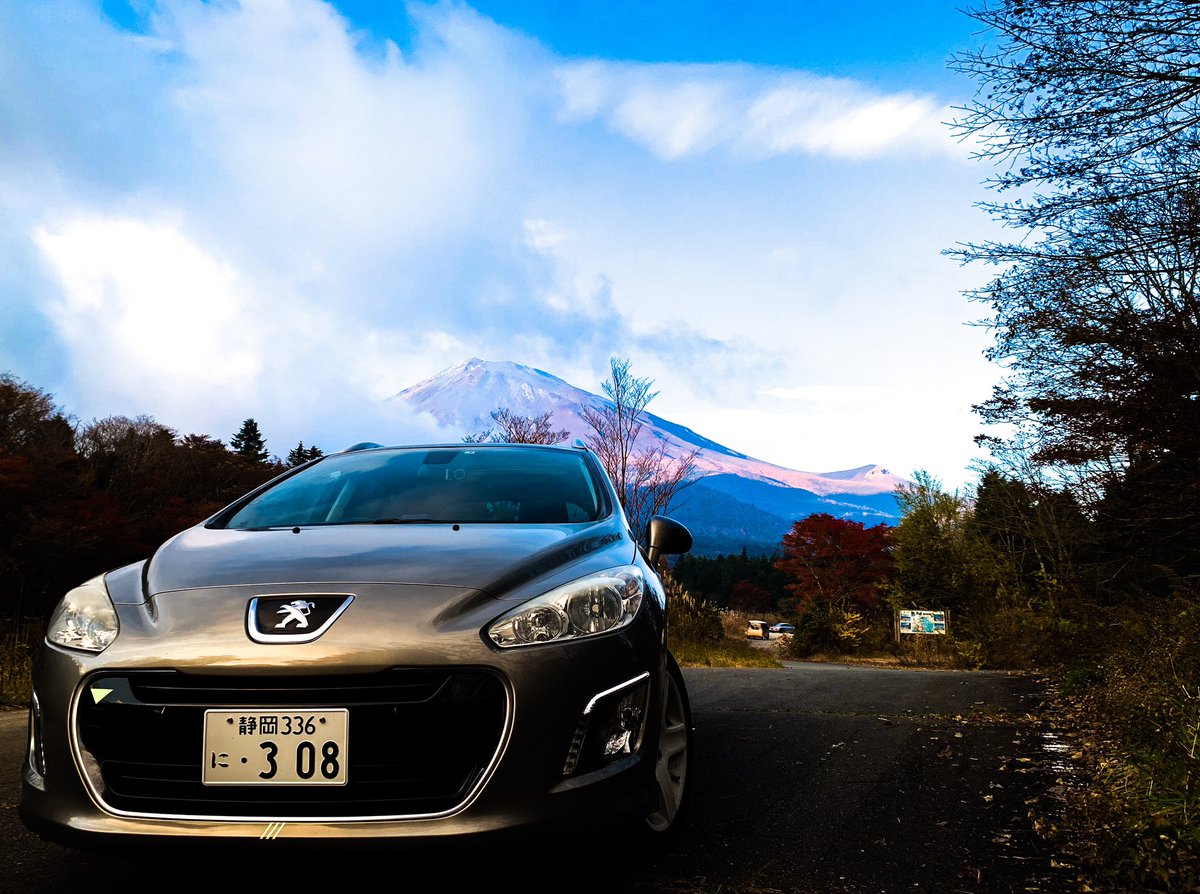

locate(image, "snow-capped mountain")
[[387, 358, 908, 554]]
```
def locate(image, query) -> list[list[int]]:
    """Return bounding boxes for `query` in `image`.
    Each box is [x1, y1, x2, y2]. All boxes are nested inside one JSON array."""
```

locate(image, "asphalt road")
[[0, 663, 1075, 894]]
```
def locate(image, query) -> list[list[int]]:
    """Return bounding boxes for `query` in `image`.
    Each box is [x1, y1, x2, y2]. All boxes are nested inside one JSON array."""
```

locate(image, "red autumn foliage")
[[729, 579, 773, 614], [774, 513, 894, 613]]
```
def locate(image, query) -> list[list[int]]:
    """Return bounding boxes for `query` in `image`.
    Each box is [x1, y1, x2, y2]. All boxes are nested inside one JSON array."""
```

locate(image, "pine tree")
[[285, 442, 309, 467], [230, 418, 269, 463], [286, 441, 324, 467]]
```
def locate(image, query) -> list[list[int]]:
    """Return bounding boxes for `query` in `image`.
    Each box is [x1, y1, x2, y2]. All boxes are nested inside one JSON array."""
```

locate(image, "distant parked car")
[[746, 619, 769, 639], [769, 622, 795, 636]]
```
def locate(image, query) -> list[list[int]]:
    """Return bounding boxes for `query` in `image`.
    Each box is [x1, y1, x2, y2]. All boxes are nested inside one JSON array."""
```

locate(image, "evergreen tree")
[[230, 418, 269, 463], [285, 441, 324, 467]]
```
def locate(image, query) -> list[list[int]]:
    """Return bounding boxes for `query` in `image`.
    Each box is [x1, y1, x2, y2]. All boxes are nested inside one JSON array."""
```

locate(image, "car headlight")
[[488, 566, 645, 648], [46, 575, 119, 653]]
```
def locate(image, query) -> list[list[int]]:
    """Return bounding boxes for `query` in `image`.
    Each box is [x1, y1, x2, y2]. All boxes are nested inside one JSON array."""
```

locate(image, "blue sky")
[[0, 0, 1005, 490], [342, 1, 974, 81]]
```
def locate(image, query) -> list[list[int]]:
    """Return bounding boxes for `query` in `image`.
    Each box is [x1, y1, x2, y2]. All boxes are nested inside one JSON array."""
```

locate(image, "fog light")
[[562, 672, 650, 776], [609, 705, 648, 753]]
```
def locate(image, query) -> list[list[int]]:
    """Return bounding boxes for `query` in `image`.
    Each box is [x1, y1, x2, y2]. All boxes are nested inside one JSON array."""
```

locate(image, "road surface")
[[0, 663, 1075, 894]]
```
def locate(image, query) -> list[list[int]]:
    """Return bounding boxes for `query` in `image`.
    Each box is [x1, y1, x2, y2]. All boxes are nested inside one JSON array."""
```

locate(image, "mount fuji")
[[387, 358, 908, 555]]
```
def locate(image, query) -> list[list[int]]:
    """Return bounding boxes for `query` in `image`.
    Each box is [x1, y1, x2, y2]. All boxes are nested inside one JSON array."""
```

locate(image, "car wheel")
[[643, 652, 692, 836]]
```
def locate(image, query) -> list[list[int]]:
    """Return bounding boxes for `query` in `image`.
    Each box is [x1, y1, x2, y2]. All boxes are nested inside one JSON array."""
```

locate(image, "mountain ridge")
[[387, 358, 907, 554]]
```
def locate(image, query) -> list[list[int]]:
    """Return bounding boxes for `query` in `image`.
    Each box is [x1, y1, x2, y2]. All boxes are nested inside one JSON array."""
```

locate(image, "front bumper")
[[21, 583, 668, 846]]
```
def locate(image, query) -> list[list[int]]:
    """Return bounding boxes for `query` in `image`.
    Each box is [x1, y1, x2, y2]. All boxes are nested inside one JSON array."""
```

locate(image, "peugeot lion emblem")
[[247, 594, 355, 643], [274, 599, 315, 629]]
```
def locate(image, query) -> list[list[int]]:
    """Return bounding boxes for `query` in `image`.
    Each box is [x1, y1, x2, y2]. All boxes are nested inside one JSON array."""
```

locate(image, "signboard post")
[[895, 609, 949, 643]]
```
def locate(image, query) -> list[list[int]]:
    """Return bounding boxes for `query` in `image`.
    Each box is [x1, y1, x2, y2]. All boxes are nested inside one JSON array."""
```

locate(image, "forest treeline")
[[4, 352, 1194, 666], [0, 373, 304, 620], [0, 354, 695, 623], [674, 466, 1130, 669]]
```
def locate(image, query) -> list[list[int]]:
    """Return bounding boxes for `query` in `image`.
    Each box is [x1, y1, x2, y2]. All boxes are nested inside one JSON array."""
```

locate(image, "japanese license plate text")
[[202, 709, 349, 785]]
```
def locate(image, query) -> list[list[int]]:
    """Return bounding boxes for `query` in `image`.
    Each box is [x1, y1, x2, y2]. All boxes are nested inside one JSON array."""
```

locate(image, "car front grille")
[[74, 668, 508, 819]]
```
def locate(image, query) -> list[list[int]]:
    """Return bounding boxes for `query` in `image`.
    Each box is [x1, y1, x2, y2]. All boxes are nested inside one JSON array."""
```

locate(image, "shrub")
[[1060, 596, 1200, 890], [0, 618, 39, 707], [778, 602, 839, 657], [664, 575, 723, 644]]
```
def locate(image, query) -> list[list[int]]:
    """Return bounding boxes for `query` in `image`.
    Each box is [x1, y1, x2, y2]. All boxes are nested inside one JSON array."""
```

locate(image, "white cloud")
[[523, 218, 570, 252], [677, 399, 988, 491], [760, 384, 903, 403], [157, 0, 534, 266], [609, 79, 735, 160], [745, 84, 948, 159], [31, 210, 470, 451], [1, 0, 1001, 488], [766, 246, 800, 265], [555, 61, 958, 161], [35, 216, 260, 416]]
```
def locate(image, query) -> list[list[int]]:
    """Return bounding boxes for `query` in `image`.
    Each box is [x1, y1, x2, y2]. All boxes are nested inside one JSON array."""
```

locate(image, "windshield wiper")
[[369, 516, 439, 524]]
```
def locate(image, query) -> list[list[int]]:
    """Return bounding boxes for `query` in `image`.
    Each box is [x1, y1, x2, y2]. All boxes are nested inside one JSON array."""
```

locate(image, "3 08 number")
[[258, 740, 341, 780]]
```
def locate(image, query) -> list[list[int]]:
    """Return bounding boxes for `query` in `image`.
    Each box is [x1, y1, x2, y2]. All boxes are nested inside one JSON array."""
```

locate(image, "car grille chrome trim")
[[26, 689, 45, 787], [69, 667, 511, 820]]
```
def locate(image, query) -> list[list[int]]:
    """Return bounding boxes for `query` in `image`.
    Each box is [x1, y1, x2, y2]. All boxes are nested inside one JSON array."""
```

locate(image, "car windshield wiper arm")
[[369, 516, 439, 524]]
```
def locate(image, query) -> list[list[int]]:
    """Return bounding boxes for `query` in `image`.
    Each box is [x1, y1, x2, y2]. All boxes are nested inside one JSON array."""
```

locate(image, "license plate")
[[203, 709, 349, 785]]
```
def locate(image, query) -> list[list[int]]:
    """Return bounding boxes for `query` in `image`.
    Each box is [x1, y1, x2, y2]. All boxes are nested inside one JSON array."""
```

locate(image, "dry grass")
[[0, 619, 39, 707], [1045, 599, 1200, 892], [670, 636, 782, 668]]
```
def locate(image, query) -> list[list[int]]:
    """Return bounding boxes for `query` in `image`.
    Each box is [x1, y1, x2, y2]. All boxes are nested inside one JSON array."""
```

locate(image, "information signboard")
[[898, 609, 947, 635]]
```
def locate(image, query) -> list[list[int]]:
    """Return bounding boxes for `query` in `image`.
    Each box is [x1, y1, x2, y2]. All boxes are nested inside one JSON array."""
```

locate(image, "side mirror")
[[644, 515, 693, 567]]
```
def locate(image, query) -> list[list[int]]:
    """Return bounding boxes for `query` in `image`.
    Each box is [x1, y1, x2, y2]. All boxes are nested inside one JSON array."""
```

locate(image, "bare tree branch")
[[582, 357, 699, 542], [463, 408, 569, 445]]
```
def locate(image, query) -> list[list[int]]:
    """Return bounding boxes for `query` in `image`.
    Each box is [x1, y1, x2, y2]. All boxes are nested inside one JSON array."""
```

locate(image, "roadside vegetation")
[[668, 637, 781, 670], [942, 2, 1200, 888], [0, 621, 37, 707]]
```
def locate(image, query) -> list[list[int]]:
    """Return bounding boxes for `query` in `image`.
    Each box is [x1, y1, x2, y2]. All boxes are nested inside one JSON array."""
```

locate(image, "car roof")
[[338, 440, 590, 455]]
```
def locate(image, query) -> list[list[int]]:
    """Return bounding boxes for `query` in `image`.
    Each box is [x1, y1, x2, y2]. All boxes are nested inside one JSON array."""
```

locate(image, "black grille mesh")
[[76, 669, 507, 818]]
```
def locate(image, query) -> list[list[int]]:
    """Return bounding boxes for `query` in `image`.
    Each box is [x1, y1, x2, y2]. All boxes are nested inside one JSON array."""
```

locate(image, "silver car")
[[20, 442, 693, 848]]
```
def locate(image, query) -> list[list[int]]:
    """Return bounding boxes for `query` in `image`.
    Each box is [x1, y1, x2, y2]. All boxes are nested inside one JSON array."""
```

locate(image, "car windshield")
[[218, 446, 606, 529]]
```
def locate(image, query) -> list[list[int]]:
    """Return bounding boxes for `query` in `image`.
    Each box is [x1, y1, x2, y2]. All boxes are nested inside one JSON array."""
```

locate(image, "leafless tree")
[[948, 1, 1200, 579], [621, 440, 698, 543], [463, 408, 569, 445], [582, 357, 699, 542], [950, 1, 1200, 235]]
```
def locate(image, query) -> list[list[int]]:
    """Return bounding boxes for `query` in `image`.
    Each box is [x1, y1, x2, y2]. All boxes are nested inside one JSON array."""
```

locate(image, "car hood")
[[137, 516, 632, 601]]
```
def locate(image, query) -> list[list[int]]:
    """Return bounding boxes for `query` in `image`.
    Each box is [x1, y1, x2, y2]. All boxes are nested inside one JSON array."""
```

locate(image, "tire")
[[642, 651, 692, 837]]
